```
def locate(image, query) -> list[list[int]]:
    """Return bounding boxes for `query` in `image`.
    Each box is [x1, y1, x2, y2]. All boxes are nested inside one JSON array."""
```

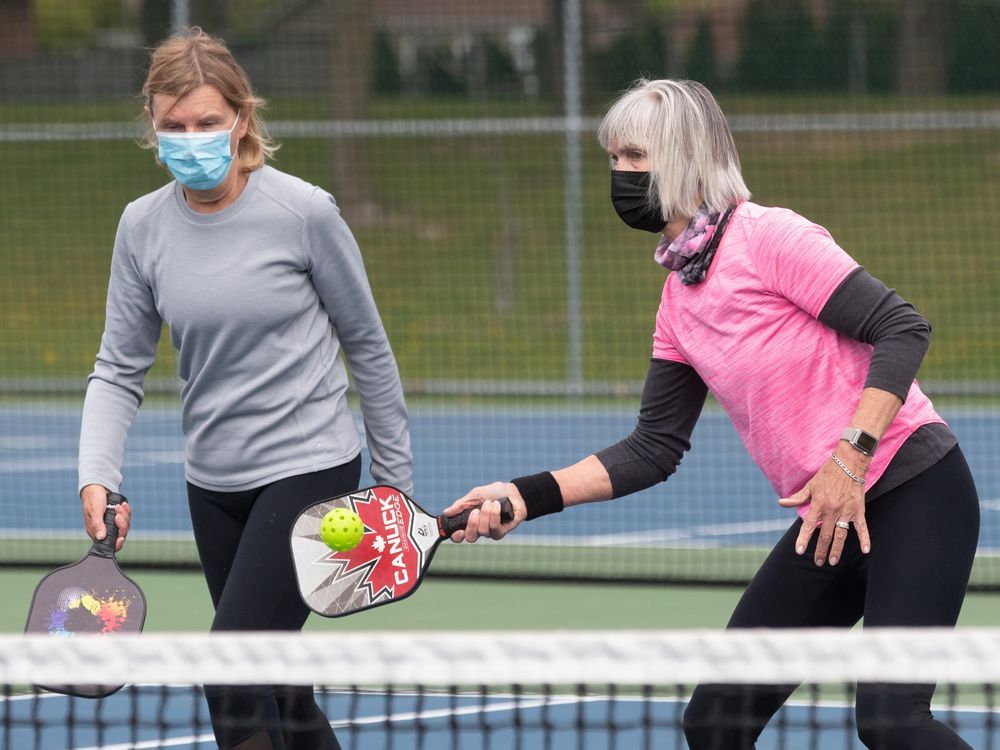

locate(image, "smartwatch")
[[841, 427, 879, 457]]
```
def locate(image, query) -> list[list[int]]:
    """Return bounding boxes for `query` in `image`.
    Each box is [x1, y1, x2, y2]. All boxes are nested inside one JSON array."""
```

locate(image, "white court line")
[[73, 732, 216, 749], [980, 499, 1000, 512], [69, 694, 594, 750], [0, 451, 184, 473], [52, 688, 1000, 750], [0, 437, 61, 450], [0, 457, 79, 472], [0, 528, 194, 540], [516, 519, 793, 547], [12, 530, 1000, 555]]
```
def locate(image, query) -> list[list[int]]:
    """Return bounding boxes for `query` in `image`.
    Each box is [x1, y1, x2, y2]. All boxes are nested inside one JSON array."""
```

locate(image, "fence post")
[[563, 0, 585, 393], [170, 0, 191, 31]]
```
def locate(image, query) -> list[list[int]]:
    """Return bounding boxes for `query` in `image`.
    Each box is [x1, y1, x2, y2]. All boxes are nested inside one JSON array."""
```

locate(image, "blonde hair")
[[597, 79, 750, 220], [140, 27, 278, 169]]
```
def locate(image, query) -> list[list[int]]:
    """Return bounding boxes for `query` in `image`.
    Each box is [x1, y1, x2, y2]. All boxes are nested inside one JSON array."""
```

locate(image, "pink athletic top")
[[652, 202, 945, 516]]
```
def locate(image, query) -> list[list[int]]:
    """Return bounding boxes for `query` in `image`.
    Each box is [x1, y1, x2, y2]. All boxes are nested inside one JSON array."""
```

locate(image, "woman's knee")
[[855, 683, 970, 750], [204, 684, 282, 748], [683, 683, 787, 750], [682, 691, 728, 750]]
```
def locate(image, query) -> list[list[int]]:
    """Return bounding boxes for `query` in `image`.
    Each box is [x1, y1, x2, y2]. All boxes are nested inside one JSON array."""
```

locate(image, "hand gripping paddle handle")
[[90, 492, 127, 559], [438, 497, 514, 537]]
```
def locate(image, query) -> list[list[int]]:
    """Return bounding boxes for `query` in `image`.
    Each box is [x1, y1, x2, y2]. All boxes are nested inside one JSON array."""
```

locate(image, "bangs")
[[597, 84, 666, 157]]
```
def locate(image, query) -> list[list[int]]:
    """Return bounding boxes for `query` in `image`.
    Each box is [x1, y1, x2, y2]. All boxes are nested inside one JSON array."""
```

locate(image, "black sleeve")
[[818, 266, 931, 403], [594, 359, 707, 499]]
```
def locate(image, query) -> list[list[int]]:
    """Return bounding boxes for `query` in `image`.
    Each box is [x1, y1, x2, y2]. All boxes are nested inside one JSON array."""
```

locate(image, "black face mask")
[[610, 170, 666, 233]]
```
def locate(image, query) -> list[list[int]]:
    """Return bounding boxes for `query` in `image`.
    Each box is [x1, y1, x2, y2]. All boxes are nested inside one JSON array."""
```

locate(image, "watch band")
[[841, 427, 879, 456]]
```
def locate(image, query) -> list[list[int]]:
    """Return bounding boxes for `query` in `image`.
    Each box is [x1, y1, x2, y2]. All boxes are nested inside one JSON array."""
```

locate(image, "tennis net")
[[3, 628, 1000, 749]]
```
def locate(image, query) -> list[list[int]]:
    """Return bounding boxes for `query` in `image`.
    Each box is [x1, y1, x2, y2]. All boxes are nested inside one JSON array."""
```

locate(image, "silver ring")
[[835, 520, 851, 530]]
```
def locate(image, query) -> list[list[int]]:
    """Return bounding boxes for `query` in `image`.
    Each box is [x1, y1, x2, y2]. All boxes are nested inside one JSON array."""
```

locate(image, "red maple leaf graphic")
[[319, 487, 422, 603]]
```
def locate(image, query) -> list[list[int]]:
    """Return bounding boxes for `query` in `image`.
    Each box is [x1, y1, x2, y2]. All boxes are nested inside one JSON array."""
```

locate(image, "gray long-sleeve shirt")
[[79, 166, 413, 495]]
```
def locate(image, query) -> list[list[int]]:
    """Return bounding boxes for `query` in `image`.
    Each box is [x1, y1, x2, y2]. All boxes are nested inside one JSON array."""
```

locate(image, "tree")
[[949, 1, 1000, 92], [140, 0, 171, 46], [591, 23, 666, 99], [327, 0, 379, 223], [685, 16, 719, 89], [736, 0, 819, 91], [34, 0, 124, 52], [895, 0, 954, 94], [0, 0, 37, 58]]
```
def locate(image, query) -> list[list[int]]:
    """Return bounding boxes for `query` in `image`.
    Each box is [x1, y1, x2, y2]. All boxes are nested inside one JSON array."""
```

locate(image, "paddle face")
[[24, 493, 146, 698], [291, 485, 442, 617]]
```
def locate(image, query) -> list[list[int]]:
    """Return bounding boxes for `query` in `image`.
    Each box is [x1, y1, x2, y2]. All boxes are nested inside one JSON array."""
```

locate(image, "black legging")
[[188, 455, 362, 750], [683, 446, 980, 750]]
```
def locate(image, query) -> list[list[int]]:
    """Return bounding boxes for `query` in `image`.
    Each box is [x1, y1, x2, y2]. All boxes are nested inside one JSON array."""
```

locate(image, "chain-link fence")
[[1, 0, 998, 587]]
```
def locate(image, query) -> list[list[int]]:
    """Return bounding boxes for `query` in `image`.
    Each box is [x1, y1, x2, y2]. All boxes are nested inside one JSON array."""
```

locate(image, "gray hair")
[[597, 79, 750, 220]]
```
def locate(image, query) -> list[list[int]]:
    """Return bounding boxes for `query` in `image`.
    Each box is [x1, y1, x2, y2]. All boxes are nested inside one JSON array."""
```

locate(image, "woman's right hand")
[[443, 482, 527, 543], [80, 484, 132, 552]]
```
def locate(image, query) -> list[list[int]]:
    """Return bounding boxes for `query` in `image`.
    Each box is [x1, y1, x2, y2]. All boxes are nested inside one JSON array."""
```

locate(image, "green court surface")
[[3, 569, 997, 633]]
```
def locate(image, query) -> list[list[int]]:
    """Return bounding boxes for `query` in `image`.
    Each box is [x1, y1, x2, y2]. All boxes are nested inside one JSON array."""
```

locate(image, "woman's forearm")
[[551, 455, 615, 508]]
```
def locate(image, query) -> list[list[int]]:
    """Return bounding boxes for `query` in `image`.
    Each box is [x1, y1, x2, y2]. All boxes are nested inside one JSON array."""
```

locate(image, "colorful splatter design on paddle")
[[47, 586, 133, 635]]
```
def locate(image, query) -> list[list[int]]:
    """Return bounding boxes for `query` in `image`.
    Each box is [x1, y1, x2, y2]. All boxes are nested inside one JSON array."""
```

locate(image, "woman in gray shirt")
[[78, 27, 412, 750]]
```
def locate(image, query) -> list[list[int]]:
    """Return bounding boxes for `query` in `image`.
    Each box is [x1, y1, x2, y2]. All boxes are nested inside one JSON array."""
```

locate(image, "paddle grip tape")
[[439, 498, 514, 537], [91, 492, 128, 559], [511, 471, 564, 520]]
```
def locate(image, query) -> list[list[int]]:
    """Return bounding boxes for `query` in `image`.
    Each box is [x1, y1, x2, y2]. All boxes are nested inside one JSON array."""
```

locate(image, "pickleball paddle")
[[290, 485, 513, 617], [24, 492, 146, 697]]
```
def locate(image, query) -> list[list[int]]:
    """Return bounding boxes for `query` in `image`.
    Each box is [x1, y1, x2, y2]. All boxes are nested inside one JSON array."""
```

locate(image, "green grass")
[[1, 568, 997, 633], [1, 97, 998, 386], [7, 535, 1000, 593]]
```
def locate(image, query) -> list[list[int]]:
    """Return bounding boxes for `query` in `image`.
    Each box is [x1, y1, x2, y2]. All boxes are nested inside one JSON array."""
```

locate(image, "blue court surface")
[[2, 404, 1000, 749], [3, 687, 998, 750], [0, 404, 997, 561], [0, 406, 1000, 555]]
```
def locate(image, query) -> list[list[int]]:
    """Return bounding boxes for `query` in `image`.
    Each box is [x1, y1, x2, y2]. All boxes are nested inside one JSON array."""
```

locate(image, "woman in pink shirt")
[[446, 79, 979, 749]]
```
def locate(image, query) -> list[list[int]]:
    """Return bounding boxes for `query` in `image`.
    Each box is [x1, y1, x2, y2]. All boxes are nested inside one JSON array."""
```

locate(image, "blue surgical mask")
[[156, 111, 240, 191]]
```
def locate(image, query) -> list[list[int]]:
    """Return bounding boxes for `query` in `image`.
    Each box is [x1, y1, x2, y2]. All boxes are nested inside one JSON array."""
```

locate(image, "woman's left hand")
[[778, 453, 871, 566]]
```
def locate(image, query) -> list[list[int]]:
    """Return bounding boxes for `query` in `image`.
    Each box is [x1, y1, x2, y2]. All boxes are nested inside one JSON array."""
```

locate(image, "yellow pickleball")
[[320, 507, 364, 552]]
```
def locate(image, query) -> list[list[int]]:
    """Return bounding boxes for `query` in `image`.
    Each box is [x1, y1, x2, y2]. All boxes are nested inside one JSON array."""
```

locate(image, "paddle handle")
[[91, 492, 127, 558], [439, 497, 514, 537]]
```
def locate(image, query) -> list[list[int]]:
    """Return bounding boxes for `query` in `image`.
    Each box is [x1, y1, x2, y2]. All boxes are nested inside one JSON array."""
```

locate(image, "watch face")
[[855, 431, 879, 454]]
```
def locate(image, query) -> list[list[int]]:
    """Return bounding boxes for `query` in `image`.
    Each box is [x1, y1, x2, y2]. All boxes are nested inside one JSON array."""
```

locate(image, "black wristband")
[[511, 471, 564, 520]]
